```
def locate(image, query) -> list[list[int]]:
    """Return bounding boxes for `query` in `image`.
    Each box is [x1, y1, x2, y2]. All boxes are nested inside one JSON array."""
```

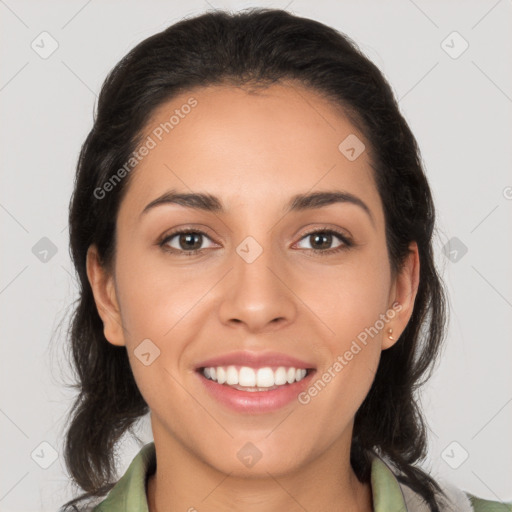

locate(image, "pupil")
[[180, 233, 201, 250], [312, 233, 331, 249]]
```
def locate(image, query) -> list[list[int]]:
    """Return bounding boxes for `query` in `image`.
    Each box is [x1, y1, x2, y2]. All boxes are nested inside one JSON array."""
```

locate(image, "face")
[[87, 82, 418, 478]]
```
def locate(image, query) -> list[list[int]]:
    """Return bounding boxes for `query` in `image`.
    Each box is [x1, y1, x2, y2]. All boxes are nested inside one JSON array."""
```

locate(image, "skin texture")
[[86, 82, 420, 512]]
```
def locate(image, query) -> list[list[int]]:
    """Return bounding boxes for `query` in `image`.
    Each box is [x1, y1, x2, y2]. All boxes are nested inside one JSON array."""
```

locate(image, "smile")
[[196, 365, 316, 413]]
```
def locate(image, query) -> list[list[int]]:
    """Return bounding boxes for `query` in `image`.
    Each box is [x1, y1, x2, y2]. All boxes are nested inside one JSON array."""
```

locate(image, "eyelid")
[[295, 225, 352, 243], [292, 227, 353, 253], [158, 225, 354, 255], [158, 227, 218, 251]]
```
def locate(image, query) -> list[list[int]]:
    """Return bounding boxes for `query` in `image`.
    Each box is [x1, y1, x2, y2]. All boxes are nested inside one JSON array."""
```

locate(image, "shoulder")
[[465, 492, 512, 512], [435, 477, 512, 512], [397, 469, 511, 512], [370, 453, 511, 512], [91, 442, 156, 511], [423, 478, 512, 512]]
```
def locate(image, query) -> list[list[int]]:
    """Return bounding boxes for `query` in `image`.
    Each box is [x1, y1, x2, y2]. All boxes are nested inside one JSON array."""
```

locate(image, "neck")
[[146, 428, 373, 512]]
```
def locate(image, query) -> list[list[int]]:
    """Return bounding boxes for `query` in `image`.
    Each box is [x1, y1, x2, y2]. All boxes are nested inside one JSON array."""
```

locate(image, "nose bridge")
[[217, 232, 297, 331], [235, 234, 277, 286]]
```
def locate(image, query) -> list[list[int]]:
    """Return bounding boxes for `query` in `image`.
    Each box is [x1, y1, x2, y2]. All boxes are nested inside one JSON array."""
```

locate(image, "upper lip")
[[195, 351, 316, 370]]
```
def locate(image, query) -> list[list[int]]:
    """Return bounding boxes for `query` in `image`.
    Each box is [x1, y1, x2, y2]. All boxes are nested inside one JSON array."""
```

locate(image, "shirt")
[[92, 442, 511, 511]]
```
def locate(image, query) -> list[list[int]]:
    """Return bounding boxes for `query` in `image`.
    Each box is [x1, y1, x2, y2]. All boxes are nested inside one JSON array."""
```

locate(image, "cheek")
[[114, 250, 206, 409], [114, 243, 208, 341], [294, 249, 392, 338], [292, 247, 392, 410], [295, 258, 390, 428]]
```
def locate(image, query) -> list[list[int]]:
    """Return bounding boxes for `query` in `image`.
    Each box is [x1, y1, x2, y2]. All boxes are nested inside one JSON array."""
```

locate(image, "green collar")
[[94, 442, 407, 511]]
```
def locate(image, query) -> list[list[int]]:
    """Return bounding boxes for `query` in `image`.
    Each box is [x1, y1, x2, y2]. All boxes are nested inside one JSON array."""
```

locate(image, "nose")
[[218, 241, 298, 333]]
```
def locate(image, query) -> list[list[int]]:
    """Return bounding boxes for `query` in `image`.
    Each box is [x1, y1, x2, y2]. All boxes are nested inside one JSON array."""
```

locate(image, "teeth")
[[256, 367, 273, 387], [239, 366, 256, 387], [217, 367, 226, 384], [274, 367, 287, 385], [226, 366, 238, 385], [202, 365, 308, 388]]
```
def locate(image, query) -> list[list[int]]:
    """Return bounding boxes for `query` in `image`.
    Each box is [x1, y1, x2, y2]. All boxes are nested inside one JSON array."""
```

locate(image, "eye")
[[294, 229, 352, 255], [159, 229, 217, 254], [158, 227, 353, 256]]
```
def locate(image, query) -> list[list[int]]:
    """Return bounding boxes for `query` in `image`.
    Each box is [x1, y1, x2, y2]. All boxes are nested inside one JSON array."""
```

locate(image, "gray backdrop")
[[1, 0, 511, 510]]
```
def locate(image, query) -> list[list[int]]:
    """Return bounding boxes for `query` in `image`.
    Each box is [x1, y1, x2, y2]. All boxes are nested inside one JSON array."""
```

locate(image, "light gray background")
[[1, 0, 511, 510]]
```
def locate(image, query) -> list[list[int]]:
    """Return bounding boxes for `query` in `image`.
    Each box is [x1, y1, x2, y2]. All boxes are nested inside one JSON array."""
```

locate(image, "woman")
[[59, 8, 510, 512]]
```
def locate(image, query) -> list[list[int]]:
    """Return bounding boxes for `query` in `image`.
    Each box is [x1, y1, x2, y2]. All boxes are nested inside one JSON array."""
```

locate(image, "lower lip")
[[197, 370, 316, 414]]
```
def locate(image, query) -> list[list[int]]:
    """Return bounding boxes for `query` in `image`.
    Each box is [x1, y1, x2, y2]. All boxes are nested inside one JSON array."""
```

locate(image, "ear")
[[86, 244, 126, 346], [382, 241, 420, 350]]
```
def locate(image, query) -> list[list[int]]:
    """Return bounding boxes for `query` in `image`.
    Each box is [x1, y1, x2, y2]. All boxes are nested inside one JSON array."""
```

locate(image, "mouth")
[[195, 364, 317, 413]]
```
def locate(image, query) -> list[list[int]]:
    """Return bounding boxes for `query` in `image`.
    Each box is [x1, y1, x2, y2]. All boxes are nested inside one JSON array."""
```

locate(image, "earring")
[[387, 328, 395, 341]]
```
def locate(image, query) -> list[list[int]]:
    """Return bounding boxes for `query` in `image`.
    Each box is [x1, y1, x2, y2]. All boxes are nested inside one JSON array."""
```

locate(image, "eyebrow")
[[140, 189, 374, 225]]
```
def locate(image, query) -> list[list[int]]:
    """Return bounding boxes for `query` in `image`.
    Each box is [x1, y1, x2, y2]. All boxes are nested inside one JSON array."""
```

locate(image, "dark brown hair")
[[60, 8, 447, 511]]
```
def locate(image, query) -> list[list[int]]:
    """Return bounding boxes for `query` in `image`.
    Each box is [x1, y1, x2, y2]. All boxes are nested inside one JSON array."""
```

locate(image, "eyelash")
[[158, 228, 353, 257]]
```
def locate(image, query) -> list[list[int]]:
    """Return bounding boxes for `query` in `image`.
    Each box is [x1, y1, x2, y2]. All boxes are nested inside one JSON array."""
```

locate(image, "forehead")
[[119, 82, 382, 222]]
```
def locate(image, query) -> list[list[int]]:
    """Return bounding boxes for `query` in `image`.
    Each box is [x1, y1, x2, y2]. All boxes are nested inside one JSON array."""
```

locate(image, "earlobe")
[[382, 242, 420, 350], [86, 245, 126, 346]]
